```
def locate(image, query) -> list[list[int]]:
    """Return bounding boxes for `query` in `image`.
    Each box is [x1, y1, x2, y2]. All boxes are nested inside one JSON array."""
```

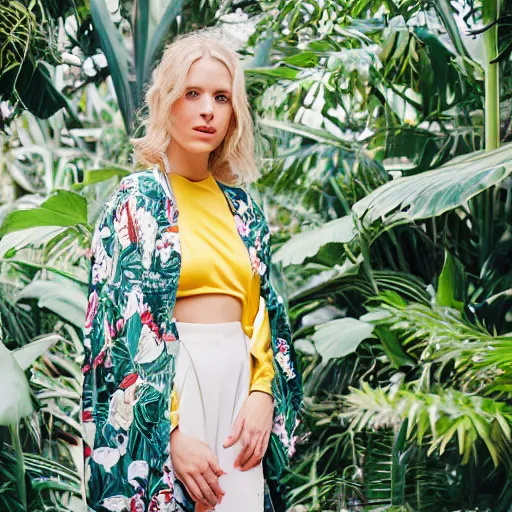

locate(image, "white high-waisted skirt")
[[174, 320, 265, 512]]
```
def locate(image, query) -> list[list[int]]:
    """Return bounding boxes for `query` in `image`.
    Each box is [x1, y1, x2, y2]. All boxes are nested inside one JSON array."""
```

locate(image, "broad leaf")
[[0, 341, 33, 424], [353, 143, 512, 226], [0, 334, 60, 425], [16, 280, 88, 327], [0, 190, 88, 236], [90, 0, 134, 133], [145, 0, 186, 82], [79, 167, 131, 188], [12, 334, 64, 371], [273, 216, 356, 266], [0, 226, 66, 259], [312, 317, 375, 361], [436, 251, 466, 311]]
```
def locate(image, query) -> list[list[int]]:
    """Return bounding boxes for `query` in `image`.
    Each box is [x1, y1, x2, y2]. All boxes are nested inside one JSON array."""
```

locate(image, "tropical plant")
[[243, 0, 512, 509]]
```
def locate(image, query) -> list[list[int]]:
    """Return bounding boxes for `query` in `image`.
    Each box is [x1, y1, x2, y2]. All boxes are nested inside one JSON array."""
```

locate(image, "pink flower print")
[[82, 363, 91, 375], [288, 435, 298, 458], [140, 308, 160, 337], [130, 493, 145, 512], [85, 291, 99, 329], [249, 246, 267, 276], [234, 215, 249, 237], [149, 489, 174, 511], [140, 309, 153, 325], [116, 318, 125, 332], [156, 230, 180, 263], [104, 353, 113, 369], [93, 350, 105, 368], [276, 337, 289, 353], [165, 198, 179, 224], [106, 320, 116, 339], [114, 197, 138, 249], [134, 325, 164, 364], [249, 246, 261, 274], [82, 410, 93, 422], [272, 413, 290, 447], [255, 235, 261, 251], [119, 373, 139, 390], [162, 332, 176, 342]]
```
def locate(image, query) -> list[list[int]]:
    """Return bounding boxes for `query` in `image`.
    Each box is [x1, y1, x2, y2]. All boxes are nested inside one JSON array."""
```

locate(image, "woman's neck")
[[163, 142, 210, 181]]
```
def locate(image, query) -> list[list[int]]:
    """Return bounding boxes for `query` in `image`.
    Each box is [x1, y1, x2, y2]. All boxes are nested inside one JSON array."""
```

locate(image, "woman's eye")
[[186, 91, 229, 103]]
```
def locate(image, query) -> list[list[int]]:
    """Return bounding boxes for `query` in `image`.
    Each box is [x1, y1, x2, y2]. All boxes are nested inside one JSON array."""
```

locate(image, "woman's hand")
[[170, 428, 227, 508], [223, 391, 274, 471]]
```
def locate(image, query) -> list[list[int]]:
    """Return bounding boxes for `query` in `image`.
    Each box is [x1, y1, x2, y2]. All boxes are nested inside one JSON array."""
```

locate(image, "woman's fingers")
[[235, 431, 261, 469], [202, 466, 225, 502], [240, 432, 266, 470], [193, 473, 220, 507], [183, 475, 206, 505], [224, 415, 245, 448]]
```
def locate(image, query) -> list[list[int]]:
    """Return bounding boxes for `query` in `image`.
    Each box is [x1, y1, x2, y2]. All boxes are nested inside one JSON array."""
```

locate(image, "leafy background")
[[0, 0, 511, 511]]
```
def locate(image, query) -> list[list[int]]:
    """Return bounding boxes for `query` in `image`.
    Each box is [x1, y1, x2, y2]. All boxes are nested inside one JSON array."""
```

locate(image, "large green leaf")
[[90, 0, 134, 133], [133, 0, 149, 103], [273, 216, 356, 266], [145, 0, 186, 83], [436, 250, 466, 311], [0, 60, 70, 120], [353, 143, 512, 226], [312, 317, 375, 362], [0, 335, 60, 425], [0, 190, 88, 236], [16, 280, 87, 327], [0, 341, 33, 424], [0, 226, 66, 259], [77, 167, 131, 188], [258, 118, 354, 149], [12, 334, 64, 371]]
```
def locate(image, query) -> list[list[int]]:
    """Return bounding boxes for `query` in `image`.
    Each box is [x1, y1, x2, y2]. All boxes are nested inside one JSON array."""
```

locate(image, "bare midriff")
[[173, 293, 243, 323]]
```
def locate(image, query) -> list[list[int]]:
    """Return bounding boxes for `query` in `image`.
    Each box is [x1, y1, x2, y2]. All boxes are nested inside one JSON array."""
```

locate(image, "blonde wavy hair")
[[130, 30, 260, 187]]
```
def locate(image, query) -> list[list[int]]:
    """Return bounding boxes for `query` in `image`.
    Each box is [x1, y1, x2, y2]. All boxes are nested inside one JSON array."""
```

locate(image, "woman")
[[81, 31, 303, 512]]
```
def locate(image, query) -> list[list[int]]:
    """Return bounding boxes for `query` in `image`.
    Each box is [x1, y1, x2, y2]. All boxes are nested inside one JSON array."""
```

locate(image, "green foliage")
[[1, 0, 512, 510]]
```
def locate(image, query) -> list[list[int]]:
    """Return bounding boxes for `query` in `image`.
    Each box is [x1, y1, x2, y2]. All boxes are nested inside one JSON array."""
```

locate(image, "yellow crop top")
[[168, 172, 275, 430]]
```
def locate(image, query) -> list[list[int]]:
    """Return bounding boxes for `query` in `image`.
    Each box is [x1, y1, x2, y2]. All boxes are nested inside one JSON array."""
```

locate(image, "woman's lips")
[[193, 128, 216, 137]]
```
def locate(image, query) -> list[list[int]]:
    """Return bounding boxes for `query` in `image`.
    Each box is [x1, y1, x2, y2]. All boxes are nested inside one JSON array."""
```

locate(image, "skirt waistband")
[[175, 320, 245, 340]]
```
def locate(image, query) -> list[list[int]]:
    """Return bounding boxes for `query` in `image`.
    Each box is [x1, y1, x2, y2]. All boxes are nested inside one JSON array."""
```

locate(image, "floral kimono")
[[81, 166, 304, 512]]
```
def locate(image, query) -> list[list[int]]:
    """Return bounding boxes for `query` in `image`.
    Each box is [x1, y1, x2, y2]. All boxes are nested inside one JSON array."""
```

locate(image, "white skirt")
[[174, 320, 265, 512]]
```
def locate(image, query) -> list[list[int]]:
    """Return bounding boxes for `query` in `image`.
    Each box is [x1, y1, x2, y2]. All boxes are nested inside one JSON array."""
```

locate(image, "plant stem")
[[9, 422, 27, 511], [482, 0, 501, 151], [477, 0, 502, 269]]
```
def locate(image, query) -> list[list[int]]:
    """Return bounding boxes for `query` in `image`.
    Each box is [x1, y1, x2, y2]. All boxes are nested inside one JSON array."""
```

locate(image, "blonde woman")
[[81, 31, 303, 512]]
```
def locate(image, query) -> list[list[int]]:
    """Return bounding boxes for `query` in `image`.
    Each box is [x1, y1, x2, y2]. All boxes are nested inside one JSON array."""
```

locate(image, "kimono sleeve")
[[80, 184, 184, 511], [251, 199, 305, 511]]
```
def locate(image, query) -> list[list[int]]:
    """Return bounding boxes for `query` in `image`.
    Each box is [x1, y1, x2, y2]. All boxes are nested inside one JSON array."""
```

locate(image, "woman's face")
[[168, 56, 234, 154]]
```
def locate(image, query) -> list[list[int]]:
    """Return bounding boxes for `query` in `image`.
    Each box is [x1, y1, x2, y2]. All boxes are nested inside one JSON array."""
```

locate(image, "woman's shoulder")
[[117, 168, 161, 198]]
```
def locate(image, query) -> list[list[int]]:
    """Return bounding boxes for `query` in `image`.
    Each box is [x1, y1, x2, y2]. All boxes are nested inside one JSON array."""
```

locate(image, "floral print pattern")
[[81, 167, 304, 512]]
